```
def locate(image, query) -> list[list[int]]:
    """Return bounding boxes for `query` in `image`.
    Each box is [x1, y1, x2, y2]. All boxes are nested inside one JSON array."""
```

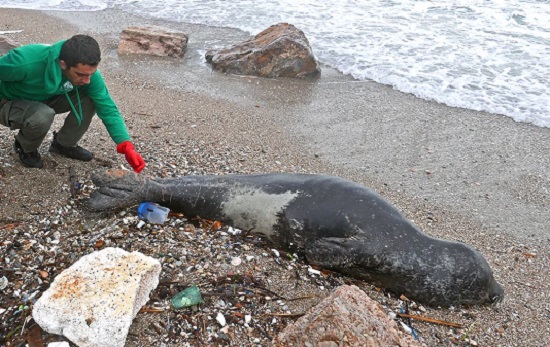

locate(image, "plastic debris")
[[138, 202, 170, 224], [0, 30, 23, 34], [171, 285, 203, 309], [400, 321, 413, 334], [227, 226, 242, 235]]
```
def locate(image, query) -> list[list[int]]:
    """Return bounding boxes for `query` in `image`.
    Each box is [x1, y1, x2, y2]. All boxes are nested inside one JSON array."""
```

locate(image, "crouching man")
[[0, 34, 145, 172]]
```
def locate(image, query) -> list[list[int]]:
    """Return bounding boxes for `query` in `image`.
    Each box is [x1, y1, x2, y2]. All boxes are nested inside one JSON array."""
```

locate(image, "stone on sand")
[[32, 247, 161, 347]]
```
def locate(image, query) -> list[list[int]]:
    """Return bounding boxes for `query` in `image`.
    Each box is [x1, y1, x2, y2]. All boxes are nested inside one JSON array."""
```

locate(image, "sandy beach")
[[1, 7, 549, 347]]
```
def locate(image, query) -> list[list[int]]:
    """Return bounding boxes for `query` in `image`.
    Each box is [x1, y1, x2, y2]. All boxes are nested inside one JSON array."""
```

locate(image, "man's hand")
[[116, 141, 145, 173]]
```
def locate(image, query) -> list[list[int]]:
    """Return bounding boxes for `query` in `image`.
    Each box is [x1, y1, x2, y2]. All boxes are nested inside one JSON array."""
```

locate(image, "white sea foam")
[[0, 0, 106, 11], [1, 0, 549, 127]]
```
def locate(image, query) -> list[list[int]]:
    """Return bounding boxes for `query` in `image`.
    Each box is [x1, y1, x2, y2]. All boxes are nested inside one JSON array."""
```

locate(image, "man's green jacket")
[[0, 40, 130, 144]]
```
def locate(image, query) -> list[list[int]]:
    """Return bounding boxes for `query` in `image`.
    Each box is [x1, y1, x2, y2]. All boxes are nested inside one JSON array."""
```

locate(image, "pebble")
[[308, 268, 321, 275], [47, 342, 70, 347], [216, 312, 226, 326], [231, 257, 242, 266]]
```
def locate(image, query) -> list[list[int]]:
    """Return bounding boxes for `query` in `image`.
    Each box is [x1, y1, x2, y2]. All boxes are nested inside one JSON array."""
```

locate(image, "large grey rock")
[[274, 285, 421, 347], [32, 248, 161, 347], [118, 25, 188, 57], [205, 23, 320, 78], [0, 35, 19, 56]]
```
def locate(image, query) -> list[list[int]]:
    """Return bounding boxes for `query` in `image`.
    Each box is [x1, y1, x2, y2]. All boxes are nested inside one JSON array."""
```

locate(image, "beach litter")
[[171, 285, 203, 309]]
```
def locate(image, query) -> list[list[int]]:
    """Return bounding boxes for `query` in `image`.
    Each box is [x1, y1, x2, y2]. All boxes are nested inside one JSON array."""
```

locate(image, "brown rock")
[[274, 285, 421, 347], [205, 23, 320, 78], [0, 35, 19, 56], [118, 25, 188, 58]]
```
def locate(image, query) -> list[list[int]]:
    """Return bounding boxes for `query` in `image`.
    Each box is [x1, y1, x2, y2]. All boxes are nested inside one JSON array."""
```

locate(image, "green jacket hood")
[[44, 40, 65, 94]]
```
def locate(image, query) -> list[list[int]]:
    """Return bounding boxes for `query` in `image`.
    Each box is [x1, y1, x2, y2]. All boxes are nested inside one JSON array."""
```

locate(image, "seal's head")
[[306, 236, 504, 307]]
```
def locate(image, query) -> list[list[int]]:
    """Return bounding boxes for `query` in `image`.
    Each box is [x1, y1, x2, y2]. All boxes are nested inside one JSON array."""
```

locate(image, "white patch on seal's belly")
[[221, 188, 299, 238]]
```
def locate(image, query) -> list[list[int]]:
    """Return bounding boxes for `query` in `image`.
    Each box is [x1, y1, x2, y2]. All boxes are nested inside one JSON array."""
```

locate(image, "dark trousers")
[[0, 90, 95, 152]]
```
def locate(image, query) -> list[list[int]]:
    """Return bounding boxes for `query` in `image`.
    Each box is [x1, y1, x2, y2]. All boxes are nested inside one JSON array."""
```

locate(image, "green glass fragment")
[[171, 285, 203, 309]]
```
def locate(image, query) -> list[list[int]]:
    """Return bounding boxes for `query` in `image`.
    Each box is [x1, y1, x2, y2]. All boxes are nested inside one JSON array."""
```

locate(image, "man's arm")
[[86, 70, 146, 173], [85, 71, 131, 144]]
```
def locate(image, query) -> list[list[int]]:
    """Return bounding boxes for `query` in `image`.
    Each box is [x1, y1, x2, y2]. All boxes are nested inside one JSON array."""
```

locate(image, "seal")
[[86, 169, 504, 306]]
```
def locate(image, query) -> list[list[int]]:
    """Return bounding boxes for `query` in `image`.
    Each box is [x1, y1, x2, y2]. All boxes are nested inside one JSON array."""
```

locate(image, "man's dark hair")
[[59, 34, 101, 68]]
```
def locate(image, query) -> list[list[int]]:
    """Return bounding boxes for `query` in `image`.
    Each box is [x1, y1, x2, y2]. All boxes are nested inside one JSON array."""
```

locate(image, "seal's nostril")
[[489, 281, 505, 303], [491, 294, 504, 304]]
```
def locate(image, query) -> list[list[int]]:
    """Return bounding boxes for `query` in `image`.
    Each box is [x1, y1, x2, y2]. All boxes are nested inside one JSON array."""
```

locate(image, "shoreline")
[[1, 7, 549, 347]]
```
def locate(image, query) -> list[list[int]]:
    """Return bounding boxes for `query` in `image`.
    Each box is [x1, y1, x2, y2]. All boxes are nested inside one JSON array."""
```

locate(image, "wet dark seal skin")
[[86, 169, 504, 306]]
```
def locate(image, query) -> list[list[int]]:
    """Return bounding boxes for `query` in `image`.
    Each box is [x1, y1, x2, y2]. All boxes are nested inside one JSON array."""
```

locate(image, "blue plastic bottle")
[[137, 202, 170, 224]]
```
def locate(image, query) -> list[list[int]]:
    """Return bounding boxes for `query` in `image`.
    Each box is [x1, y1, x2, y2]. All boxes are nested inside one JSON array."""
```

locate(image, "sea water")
[[1, 0, 549, 128]]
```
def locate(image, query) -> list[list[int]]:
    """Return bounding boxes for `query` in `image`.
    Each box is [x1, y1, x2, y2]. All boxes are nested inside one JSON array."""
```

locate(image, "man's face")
[[59, 61, 97, 86]]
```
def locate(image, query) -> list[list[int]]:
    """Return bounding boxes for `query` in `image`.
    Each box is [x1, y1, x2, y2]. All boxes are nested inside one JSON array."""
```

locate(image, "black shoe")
[[14, 138, 43, 169], [49, 132, 94, 162]]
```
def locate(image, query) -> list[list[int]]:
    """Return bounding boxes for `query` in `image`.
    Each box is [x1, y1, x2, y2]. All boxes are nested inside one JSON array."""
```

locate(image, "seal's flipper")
[[85, 169, 148, 211], [90, 169, 145, 188], [85, 190, 135, 212], [305, 237, 381, 270]]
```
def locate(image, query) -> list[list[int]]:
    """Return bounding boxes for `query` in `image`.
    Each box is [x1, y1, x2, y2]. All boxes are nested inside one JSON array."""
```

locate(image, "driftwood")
[[397, 313, 463, 328]]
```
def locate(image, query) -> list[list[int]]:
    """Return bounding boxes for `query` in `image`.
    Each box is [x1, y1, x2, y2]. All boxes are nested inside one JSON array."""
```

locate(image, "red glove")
[[117, 141, 145, 173]]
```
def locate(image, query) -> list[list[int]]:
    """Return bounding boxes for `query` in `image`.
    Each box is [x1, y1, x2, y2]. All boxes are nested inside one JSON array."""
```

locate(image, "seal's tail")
[[84, 169, 145, 211]]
